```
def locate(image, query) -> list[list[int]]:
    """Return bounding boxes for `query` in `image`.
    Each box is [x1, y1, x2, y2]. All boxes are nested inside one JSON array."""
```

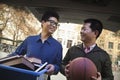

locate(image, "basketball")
[[68, 57, 97, 80]]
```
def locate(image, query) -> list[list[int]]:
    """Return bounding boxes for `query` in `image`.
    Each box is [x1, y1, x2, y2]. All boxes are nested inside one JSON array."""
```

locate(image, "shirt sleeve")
[[102, 52, 114, 80], [8, 38, 28, 57]]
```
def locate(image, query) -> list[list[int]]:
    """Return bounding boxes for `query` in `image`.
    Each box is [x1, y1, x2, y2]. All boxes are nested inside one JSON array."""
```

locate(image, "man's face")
[[42, 17, 59, 34], [80, 23, 96, 43]]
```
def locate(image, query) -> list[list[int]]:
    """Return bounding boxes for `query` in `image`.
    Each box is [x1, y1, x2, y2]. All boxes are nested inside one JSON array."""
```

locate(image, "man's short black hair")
[[84, 18, 103, 38], [41, 10, 59, 22]]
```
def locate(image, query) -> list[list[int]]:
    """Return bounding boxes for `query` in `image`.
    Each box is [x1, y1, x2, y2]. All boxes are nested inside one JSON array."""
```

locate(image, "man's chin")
[[49, 30, 55, 33], [49, 31, 54, 34]]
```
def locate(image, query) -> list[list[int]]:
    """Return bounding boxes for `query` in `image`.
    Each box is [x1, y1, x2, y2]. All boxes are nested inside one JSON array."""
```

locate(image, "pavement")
[[113, 71, 120, 80], [51, 73, 66, 80]]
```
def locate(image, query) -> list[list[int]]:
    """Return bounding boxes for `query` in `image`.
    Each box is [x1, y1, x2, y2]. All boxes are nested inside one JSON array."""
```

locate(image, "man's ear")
[[41, 20, 45, 24], [41, 20, 45, 27], [94, 30, 99, 37]]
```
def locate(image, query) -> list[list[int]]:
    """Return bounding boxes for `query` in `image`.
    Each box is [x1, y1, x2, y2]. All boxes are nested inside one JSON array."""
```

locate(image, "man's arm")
[[101, 52, 114, 80], [60, 48, 71, 75], [7, 38, 27, 57]]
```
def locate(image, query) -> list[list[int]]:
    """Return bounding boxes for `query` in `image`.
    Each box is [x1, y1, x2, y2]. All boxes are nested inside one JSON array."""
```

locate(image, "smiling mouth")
[[49, 28, 55, 31]]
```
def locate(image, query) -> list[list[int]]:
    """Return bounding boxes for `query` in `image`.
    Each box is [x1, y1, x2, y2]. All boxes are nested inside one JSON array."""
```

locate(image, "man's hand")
[[65, 64, 70, 78], [45, 64, 55, 75], [91, 72, 101, 80]]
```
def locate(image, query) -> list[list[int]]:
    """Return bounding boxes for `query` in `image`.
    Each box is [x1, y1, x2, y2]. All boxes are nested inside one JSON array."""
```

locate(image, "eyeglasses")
[[47, 20, 60, 27]]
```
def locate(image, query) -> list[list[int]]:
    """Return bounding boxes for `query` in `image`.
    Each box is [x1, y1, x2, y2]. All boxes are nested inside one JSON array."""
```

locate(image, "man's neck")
[[83, 38, 96, 47], [40, 32, 51, 43], [83, 41, 96, 48]]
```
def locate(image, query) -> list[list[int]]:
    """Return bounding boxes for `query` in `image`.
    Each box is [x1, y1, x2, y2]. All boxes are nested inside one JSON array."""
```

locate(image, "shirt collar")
[[83, 43, 96, 51], [77, 43, 102, 52], [36, 34, 53, 44], [35, 35, 41, 42]]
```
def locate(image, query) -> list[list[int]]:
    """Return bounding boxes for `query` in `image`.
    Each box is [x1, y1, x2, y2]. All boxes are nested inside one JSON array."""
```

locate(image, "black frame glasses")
[[47, 20, 60, 27]]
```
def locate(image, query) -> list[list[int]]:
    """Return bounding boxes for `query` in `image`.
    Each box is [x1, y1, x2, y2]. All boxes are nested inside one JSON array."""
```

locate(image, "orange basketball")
[[68, 57, 97, 80]]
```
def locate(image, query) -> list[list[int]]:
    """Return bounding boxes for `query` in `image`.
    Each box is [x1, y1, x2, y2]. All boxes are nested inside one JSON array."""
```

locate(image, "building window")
[[118, 43, 120, 50], [67, 40, 72, 48], [108, 42, 113, 49], [109, 54, 112, 60]]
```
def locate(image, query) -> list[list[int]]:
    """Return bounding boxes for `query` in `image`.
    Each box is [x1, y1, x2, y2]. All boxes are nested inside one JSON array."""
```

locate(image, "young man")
[[8, 11, 63, 80], [61, 18, 114, 80]]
